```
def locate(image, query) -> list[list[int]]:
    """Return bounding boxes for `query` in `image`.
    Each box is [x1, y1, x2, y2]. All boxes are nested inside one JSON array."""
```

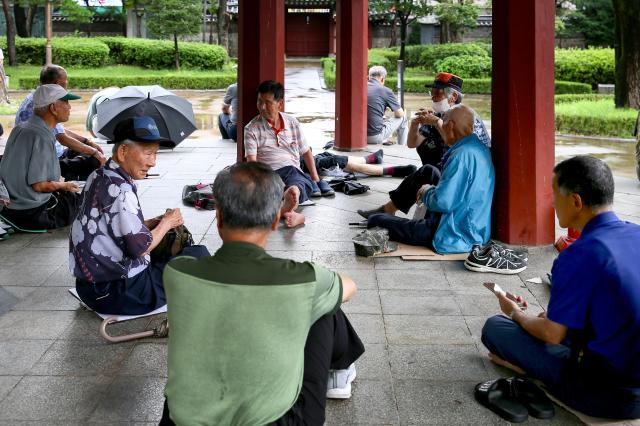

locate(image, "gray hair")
[[213, 162, 285, 230], [444, 87, 464, 104], [369, 66, 387, 79], [112, 139, 138, 157], [33, 105, 50, 117]]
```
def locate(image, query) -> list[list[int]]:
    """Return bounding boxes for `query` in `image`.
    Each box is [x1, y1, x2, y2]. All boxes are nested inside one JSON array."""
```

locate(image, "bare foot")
[[283, 211, 305, 228], [282, 187, 300, 213], [488, 352, 526, 375]]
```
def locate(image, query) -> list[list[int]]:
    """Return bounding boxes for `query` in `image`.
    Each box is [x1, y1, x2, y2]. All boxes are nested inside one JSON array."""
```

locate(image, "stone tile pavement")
[[0, 66, 639, 424]]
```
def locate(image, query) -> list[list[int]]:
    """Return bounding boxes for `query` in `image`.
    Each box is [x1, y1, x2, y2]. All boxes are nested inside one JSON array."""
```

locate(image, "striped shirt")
[[244, 112, 310, 171]]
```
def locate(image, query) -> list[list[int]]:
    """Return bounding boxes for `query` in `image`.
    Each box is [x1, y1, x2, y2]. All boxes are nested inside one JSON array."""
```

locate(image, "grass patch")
[[555, 99, 638, 138], [4, 65, 237, 90]]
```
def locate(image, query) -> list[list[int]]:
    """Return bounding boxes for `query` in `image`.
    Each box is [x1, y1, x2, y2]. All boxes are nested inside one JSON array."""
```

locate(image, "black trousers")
[[388, 164, 441, 214], [59, 149, 101, 181], [1, 191, 81, 230], [160, 309, 365, 426]]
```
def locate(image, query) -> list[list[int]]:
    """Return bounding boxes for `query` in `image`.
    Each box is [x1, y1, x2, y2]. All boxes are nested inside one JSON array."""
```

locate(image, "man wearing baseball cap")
[[0, 84, 84, 230], [358, 72, 492, 220], [69, 116, 209, 315], [14, 64, 106, 180]]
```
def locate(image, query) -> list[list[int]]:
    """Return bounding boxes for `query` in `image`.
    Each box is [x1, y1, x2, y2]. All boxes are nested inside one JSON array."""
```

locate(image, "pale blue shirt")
[[423, 133, 495, 254]]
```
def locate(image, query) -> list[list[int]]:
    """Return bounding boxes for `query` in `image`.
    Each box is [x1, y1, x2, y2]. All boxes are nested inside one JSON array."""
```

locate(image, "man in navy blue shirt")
[[482, 155, 640, 419]]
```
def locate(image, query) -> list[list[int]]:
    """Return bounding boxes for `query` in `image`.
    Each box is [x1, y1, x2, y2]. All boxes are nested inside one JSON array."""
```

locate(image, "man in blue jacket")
[[366, 105, 494, 254]]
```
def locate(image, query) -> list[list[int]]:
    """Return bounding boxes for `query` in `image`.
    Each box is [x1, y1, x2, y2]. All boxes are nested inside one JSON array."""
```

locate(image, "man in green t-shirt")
[[161, 161, 365, 426]]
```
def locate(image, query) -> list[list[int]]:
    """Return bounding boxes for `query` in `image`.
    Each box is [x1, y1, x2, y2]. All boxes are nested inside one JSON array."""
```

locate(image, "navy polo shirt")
[[548, 212, 640, 382]]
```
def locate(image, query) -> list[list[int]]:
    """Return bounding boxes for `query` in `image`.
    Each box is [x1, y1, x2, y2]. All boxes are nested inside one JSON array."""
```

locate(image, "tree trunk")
[[399, 14, 408, 63], [13, 5, 29, 37], [389, 15, 398, 47], [613, 0, 640, 109], [2, 0, 17, 65], [217, 0, 228, 49], [440, 21, 450, 44], [26, 6, 37, 37], [174, 32, 180, 70]]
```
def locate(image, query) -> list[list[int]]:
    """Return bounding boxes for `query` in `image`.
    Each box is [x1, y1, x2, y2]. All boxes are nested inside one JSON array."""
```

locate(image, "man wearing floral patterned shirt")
[[69, 116, 209, 315]]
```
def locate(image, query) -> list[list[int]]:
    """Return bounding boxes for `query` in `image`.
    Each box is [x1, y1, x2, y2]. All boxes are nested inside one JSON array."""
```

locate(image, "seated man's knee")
[[481, 315, 511, 348]]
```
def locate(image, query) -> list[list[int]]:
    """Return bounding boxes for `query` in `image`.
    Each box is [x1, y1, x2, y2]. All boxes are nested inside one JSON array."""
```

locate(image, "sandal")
[[509, 377, 555, 419], [474, 378, 529, 423]]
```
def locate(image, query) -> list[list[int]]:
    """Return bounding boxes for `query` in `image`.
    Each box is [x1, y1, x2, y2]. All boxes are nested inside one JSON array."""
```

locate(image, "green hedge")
[[0, 36, 228, 70], [322, 60, 591, 95], [434, 54, 492, 78], [554, 94, 613, 104], [0, 37, 110, 67], [555, 99, 638, 138], [19, 74, 237, 90], [98, 37, 227, 70], [420, 43, 490, 71], [555, 48, 614, 89], [554, 81, 593, 94]]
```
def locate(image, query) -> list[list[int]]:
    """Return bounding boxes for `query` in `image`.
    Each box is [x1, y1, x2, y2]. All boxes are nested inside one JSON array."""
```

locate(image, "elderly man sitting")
[[69, 116, 209, 315], [366, 105, 494, 254], [0, 84, 83, 230], [482, 156, 640, 419], [160, 162, 365, 425]]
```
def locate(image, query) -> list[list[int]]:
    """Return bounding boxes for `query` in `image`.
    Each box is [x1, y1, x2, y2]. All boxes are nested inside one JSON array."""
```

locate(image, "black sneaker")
[[465, 245, 527, 275], [485, 241, 528, 263]]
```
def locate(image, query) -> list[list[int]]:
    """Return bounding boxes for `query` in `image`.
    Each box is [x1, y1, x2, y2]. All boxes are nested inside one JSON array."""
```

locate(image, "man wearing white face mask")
[[408, 73, 490, 168]]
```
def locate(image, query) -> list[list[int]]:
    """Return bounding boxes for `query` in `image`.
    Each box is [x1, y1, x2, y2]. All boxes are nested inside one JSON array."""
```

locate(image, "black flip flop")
[[474, 378, 529, 423], [509, 377, 555, 419]]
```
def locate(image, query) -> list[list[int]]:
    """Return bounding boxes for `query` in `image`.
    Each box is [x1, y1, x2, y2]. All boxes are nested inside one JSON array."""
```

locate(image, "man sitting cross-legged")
[[482, 156, 640, 420], [245, 80, 330, 228], [364, 105, 495, 254], [160, 162, 365, 425]]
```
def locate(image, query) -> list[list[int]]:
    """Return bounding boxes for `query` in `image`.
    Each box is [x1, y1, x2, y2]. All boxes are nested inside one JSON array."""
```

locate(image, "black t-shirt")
[[416, 115, 447, 170]]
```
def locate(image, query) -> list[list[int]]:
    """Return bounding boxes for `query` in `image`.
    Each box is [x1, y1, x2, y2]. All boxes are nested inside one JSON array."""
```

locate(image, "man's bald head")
[[441, 104, 476, 146]]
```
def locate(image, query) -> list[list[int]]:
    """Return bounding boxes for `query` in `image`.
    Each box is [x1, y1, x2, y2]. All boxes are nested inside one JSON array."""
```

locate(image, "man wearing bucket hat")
[[0, 84, 84, 230], [69, 116, 209, 315], [409, 72, 490, 168]]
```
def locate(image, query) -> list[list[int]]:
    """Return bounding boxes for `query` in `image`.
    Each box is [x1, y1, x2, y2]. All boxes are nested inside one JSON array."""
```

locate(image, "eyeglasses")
[[428, 90, 445, 98]]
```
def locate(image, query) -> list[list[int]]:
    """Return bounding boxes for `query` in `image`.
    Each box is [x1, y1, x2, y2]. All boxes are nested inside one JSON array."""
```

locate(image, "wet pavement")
[[0, 65, 638, 424]]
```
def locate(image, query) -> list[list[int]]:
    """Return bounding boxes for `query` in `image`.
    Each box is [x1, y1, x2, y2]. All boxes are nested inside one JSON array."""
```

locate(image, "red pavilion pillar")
[[492, 0, 556, 245], [334, 0, 368, 151]]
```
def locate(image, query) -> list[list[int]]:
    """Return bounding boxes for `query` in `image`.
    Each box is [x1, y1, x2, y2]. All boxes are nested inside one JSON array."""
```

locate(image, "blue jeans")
[[218, 113, 237, 141], [482, 315, 640, 419]]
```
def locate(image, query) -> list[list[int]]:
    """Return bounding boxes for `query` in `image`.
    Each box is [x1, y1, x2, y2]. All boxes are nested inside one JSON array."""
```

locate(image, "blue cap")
[[112, 116, 172, 146]]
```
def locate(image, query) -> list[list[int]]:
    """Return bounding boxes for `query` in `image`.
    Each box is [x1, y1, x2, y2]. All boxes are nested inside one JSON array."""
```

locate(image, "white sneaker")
[[326, 363, 356, 399]]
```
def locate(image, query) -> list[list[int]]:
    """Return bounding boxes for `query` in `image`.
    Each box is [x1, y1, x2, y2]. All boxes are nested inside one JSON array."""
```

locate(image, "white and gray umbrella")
[[96, 85, 196, 148]]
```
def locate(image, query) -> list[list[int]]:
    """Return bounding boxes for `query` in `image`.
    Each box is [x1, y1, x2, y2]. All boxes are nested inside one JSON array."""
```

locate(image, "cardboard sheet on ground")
[[68, 288, 167, 322], [541, 386, 640, 426], [373, 242, 468, 261]]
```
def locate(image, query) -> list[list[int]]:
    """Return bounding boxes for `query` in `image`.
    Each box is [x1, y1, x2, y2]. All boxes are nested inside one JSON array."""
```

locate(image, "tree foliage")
[[561, 0, 614, 47], [145, 0, 202, 70], [368, 0, 431, 63], [433, 0, 479, 43]]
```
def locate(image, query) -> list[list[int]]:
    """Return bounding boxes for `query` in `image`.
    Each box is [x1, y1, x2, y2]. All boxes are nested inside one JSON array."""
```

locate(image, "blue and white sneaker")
[[327, 363, 356, 399], [317, 179, 335, 196]]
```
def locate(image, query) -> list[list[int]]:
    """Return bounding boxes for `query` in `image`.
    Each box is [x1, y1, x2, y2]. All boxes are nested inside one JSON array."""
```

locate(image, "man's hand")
[[62, 181, 81, 193], [86, 139, 104, 154], [416, 184, 433, 202], [159, 208, 184, 230], [93, 150, 107, 166], [497, 292, 529, 317]]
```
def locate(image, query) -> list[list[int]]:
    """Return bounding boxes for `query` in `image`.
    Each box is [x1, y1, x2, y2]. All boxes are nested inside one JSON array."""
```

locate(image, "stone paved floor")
[[0, 66, 639, 425]]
